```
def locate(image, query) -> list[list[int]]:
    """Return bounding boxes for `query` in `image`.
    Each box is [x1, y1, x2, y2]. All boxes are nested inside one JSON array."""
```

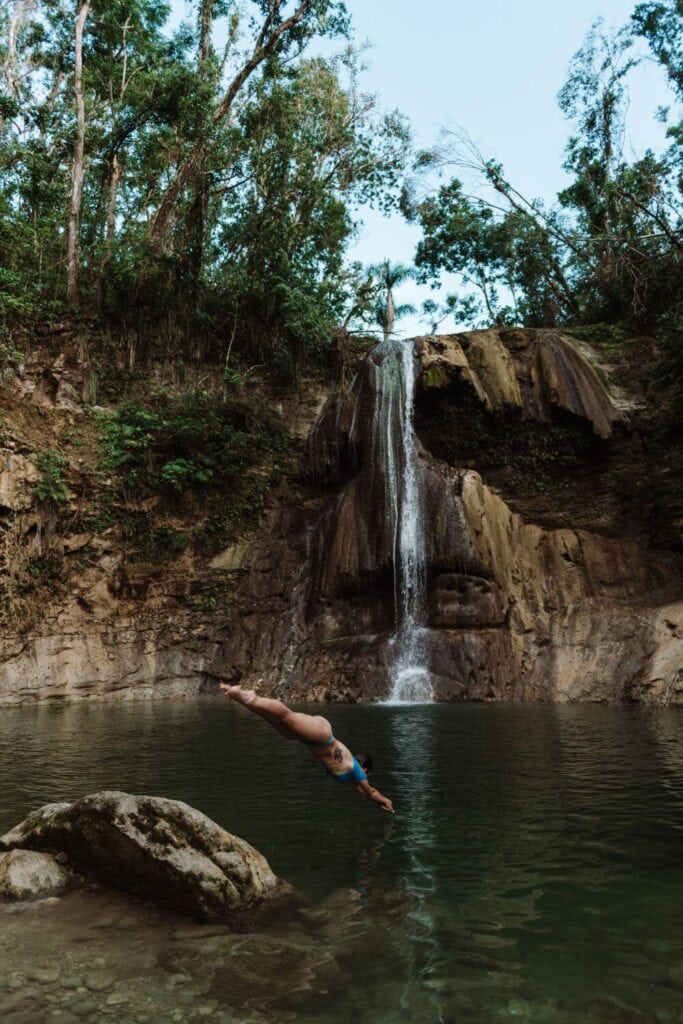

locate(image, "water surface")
[[1, 700, 682, 1023]]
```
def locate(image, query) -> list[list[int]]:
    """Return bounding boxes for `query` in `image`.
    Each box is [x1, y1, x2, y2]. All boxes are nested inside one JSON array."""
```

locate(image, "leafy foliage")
[[410, 9, 682, 370], [33, 450, 70, 506], [0, 1, 410, 379], [19, 554, 67, 595], [99, 390, 287, 498]]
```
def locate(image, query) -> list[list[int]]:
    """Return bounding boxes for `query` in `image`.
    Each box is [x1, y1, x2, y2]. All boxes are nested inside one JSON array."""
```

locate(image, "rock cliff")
[[213, 329, 681, 704], [0, 330, 680, 705]]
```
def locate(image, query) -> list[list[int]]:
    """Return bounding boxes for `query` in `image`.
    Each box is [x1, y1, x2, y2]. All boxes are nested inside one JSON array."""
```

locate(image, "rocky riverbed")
[[3, 861, 683, 1024], [0, 870, 426, 1024], [0, 886, 324, 1024]]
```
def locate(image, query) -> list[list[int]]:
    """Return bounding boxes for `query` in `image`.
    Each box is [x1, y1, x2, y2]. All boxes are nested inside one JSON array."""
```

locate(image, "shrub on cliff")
[[98, 390, 287, 501]]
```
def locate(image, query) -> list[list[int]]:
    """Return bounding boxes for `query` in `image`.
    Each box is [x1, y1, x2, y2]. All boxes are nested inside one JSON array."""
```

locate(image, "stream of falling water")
[[373, 338, 433, 703]]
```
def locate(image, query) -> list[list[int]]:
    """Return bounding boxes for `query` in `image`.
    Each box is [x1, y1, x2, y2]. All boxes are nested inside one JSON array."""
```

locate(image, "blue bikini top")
[[302, 735, 368, 783], [332, 757, 368, 783]]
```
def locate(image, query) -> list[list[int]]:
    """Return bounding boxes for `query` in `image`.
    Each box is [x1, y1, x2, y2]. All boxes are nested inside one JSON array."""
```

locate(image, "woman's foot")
[[219, 684, 257, 706]]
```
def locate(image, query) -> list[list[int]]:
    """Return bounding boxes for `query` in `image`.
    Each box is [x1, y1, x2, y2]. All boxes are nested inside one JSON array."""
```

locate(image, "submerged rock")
[[0, 791, 292, 922], [0, 849, 69, 900]]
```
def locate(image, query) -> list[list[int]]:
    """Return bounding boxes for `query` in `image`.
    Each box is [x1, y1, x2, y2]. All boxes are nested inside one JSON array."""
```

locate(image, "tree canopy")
[[409, 3, 682, 368], [0, 0, 410, 378]]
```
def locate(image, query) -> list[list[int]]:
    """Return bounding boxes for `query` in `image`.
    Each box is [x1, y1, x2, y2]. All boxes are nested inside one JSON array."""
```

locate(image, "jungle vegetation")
[[409, 2, 682, 377], [0, 0, 680, 381]]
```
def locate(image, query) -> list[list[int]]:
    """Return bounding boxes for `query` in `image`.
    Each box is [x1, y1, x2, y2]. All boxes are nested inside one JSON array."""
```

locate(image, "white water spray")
[[373, 338, 433, 703]]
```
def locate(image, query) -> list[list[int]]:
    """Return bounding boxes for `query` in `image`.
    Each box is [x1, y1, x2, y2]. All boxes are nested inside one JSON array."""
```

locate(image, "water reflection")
[[388, 708, 444, 1022]]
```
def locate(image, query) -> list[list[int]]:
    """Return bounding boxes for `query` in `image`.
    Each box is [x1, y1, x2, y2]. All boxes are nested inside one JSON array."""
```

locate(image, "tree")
[[372, 260, 414, 338], [213, 55, 411, 376], [632, 0, 683, 97], [1, 1, 38, 113], [557, 21, 639, 306], [66, 0, 90, 308], [411, 12, 682, 335], [146, 0, 350, 253], [0, 1, 411, 379]]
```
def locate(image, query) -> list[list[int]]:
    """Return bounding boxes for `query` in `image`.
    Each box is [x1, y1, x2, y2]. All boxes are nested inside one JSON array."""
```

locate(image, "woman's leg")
[[220, 685, 331, 743]]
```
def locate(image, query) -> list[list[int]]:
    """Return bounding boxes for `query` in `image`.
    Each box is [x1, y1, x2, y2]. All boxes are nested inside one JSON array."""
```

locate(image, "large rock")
[[0, 849, 69, 899], [0, 791, 291, 922]]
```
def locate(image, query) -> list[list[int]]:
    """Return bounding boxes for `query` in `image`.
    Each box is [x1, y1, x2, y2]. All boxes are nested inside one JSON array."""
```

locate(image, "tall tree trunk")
[[66, 0, 90, 310], [147, 0, 310, 252], [105, 153, 120, 244], [198, 0, 215, 65], [1, 0, 36, 130], [383, 288, 396, 340], [3, 0, 36, 95], [98, 153, 121, 314], [187, 0, 216, 293], [98, 16, 131, 310]]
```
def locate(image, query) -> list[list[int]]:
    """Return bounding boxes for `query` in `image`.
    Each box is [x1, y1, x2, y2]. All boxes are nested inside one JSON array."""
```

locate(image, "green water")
[[1, 700, 683, 1024]]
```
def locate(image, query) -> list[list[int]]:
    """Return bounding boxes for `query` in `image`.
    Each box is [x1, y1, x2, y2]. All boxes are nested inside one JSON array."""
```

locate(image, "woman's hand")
[[354, 780, 395, 813], [373, 791, 394, 813]]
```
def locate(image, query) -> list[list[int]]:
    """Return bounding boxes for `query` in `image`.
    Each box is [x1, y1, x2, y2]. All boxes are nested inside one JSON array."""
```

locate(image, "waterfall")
[[373, 338, 433, 703]]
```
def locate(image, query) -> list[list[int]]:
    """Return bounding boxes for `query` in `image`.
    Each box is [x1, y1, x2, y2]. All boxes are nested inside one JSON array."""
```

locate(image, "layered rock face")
[[0, 354, 323, 707], [0, 355, 225, 706], [0, 331, 680, 705], [209, 329, 682, 704], [0, 791, 291, 921]]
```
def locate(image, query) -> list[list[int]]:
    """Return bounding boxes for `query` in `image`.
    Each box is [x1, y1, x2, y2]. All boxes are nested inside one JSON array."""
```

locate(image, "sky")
[[170, 0, 673, 335]]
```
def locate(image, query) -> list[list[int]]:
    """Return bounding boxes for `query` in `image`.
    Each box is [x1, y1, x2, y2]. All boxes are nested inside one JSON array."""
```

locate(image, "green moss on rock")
[[422, 364, 451, 389]]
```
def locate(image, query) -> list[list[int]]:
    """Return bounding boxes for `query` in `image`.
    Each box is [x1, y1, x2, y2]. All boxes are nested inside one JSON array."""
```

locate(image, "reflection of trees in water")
[[422, 707, 557, 1015], [4, 701, 682, 1024], [369, 704, 682, 1023], [379, 704, 683, 1019], [0, 700, 249, 832]]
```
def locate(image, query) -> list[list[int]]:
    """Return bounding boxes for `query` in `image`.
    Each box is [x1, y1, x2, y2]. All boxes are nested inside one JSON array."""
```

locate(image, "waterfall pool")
[[1, 699, 682, 1024]]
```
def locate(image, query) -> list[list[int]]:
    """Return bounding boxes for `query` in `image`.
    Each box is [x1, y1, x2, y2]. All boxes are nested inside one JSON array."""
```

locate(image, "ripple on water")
[[0, 701, 682, 1023]]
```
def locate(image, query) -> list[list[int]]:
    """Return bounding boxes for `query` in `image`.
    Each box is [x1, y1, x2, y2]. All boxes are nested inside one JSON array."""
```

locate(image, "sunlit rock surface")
[[0, 849, 68, 900], [0, 791, 292, 922], [418, 328, 625, 437]]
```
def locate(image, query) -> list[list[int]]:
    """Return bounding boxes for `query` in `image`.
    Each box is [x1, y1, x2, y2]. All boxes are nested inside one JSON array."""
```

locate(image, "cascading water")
[[373, 338, 434, 703]]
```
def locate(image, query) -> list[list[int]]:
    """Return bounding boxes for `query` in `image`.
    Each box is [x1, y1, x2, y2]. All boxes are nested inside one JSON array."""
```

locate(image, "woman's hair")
[[355, 752, 373, 772]]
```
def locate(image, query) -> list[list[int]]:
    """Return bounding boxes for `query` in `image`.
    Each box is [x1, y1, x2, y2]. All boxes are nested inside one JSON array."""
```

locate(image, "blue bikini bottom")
[[303, 734, 335, 747]]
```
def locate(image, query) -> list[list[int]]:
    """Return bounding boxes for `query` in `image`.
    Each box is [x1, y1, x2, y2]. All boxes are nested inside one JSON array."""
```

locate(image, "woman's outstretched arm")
[[352, 779, 395, 813]]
